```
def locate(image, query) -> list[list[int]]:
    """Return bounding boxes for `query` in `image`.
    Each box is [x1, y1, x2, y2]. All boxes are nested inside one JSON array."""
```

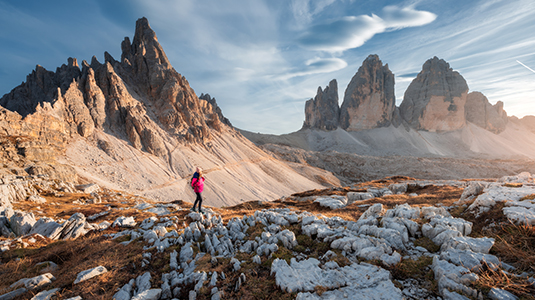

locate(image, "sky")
[[0, 0, 534, 134]]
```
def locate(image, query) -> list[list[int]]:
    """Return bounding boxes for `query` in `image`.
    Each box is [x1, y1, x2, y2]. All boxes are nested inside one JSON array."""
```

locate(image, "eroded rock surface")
[[303, 79, 339, 131], [400, 57, 468, 131], [340, 55, 396, 131]]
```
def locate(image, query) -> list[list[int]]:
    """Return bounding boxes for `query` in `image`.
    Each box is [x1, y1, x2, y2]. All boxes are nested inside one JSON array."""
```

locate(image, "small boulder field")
[[0, 173, 534, 299]]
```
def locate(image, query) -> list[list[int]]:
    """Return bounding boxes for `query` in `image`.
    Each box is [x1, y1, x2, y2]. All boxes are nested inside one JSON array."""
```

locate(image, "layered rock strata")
[[0, 17, 223, 158], [340, 54, 396, 130], [303, 79, 339, 130], [465, 92, 507, 133], [400, 57, 468, 132]]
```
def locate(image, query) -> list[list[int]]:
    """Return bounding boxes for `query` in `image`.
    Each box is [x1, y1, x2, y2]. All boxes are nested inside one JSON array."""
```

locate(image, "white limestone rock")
[[27, 195, 47, 204], [503, 202, 535, 225], [440, 248, 505, 271], [347, 192, 374, 204], [421, 206, 451, 219], [10, 273, 55, 291], [135, 272, 152, 295], [358, 203, 385, 221], [0, 287, 27, 299], [49, 213, 89, 240], [131, 289, 162, 300], [488, 287, 519, 300], [441, 236, 495, 254], [384, 204, 420, 219], [432, 257, 478, 292], [113, 279, 135, 300], [74, 266, 108, 284], [314, 196, 347, 209], [272, 258, 402, 299], [112, 216, 137, 228], [29, 217, 61, 238], [457, 181, 487, 204], [499, 172, 533, 184], [75, 183, 101, 194], [30, 288, 59, 300], [388, 183, 408, 195], [9, 211, 37, 236]]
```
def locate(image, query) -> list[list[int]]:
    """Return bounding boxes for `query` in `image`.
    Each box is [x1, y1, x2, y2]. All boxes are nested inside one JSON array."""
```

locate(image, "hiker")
[[190, 167, 205, 212]]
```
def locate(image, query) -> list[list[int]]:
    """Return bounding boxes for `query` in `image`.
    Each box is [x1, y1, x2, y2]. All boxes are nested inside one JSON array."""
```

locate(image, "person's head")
[[196, 167, 203, 177]]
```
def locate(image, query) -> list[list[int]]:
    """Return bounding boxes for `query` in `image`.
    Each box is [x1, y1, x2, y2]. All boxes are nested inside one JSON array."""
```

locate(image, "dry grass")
[[0, 232, 145, 299], [520, 194, 535, 201], [473, 262, 535, 300]]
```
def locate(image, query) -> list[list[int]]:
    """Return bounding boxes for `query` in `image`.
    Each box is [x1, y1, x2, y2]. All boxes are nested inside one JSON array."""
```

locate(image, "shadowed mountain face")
[[399, 57, 468, 132], [0, 17, 334, 206]]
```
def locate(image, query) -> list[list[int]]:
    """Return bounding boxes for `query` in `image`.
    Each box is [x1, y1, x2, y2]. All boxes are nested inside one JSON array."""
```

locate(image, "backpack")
[[189, 172, 200, 189]]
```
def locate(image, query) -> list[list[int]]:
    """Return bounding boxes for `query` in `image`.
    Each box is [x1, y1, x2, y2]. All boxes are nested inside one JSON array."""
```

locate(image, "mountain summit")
[[0, 17, 336, 206]]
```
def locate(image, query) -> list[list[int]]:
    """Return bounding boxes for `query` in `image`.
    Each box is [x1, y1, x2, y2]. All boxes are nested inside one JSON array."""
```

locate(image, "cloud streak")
[[276, 57, 348, 80], [516, 60, 535, 74], [298, 6, 436, 52]]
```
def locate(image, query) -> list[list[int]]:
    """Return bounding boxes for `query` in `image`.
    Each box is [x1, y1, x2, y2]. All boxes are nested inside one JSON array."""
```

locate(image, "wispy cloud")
[[276, 57, 348, 80], [298, 6, 436, 52]]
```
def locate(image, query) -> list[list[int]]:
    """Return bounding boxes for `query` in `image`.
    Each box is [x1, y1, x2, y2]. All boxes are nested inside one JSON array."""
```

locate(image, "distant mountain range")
[[0, 18, 336, 207], [244, 54, 535, 161]]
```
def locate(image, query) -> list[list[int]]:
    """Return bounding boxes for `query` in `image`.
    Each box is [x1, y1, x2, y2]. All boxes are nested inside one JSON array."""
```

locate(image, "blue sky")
[[1, 0, 534, 134]]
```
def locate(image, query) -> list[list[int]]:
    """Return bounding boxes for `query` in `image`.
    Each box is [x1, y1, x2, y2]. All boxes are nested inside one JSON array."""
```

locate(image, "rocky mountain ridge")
[[304, 55, 514, 134], [0, 17, 337, 207]]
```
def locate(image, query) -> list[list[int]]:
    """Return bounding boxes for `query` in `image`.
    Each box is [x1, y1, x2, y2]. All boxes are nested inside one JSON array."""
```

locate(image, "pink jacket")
[[192, 177, 205, 193]]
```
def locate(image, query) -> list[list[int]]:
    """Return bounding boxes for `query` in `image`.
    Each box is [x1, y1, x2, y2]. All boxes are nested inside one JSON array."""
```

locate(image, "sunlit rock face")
[[0, 17, 225, 157], [303, 79, 339, 131], [339, 55, 396, 131], [465, 92, 507, 134], [400, 57, 468, 132]]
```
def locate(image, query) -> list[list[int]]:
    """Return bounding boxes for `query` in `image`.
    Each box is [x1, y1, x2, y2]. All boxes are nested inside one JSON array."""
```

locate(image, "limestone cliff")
[[339, 55, 395, 130], [465, 92, 507, 134], [303, 79, 339, 130], [400, 57, 468, 132], [0, 17, 331, 206]]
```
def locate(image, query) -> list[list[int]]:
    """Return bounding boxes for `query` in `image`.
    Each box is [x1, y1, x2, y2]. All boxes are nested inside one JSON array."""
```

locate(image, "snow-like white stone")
[[30, 288, 59, 300], [384, 204, 420, 219], [9, 211, 36, 236], [28, 195, 47, 204], [112, 216, 137, 228], [74, 266, 108, 284], [488, 287, 519, 300], [358, 203, 385, 221], [347, 192, 374, 204], [388, 183, 408, 195], [131, 289, 162, 300], [271, 257, 402, 298], [440, 248, 505, 271], [441, 236, 495, 254], [314, 196, 347, 209], [29, 217, 61, 238]]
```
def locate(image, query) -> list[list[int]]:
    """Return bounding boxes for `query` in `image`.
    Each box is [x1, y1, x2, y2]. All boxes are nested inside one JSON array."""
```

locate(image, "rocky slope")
[[0, 18, 337, 207], [0, 173, 534, 299]]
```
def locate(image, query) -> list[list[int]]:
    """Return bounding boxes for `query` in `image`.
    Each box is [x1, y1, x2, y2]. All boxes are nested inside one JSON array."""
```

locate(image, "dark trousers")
[[193, 192, 203, 211]]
